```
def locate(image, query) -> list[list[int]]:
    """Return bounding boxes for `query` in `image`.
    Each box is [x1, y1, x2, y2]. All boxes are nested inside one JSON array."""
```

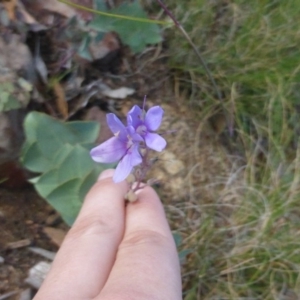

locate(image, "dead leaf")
[[43, 227, 67, 247], [72, 0, 93, 21], [101, 87, 135, 99], [6, 239, 31, 249], [89, 32, 120, 61], [2, 0, 17, 20], [17, 1, 42, 26], [53, 81, 68, 119], [35, 0, 76, 18], [29, 247, 56, 260]]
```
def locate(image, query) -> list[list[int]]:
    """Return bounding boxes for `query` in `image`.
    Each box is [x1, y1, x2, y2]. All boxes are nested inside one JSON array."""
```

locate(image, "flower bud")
[[125, 189, 138, 202], [126, 173, 136, 184]]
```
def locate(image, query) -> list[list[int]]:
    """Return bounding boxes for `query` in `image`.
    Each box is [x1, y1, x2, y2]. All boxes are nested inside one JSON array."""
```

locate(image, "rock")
[[169, 177, 185, 194], [0, 256, 4, 264], [161, 151, 185, 175], [25, 261, 51, 289]]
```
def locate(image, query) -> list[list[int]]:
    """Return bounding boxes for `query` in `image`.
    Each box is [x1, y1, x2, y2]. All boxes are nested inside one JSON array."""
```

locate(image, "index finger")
[[34, 169, 128, 300]]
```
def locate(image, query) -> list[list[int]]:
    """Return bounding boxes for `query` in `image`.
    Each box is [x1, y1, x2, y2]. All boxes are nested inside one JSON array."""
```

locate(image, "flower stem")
[[132, 147, 150, 193]]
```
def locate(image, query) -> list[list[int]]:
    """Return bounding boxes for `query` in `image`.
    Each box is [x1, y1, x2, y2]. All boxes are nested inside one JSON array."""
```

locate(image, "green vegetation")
[[163, 0, 300, 298], [167, 0, 300, 139], [21, 112, 107, 225], [90, 0, 162, 53]]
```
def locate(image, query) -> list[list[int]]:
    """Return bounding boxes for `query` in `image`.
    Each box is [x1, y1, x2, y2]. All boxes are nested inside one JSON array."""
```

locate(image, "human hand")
[[33, 169, 182, 300]]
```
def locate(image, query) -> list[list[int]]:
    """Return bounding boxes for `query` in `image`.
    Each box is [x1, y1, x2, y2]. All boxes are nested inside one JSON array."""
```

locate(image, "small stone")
[[161, 151, 185, 175], [169, 177, 184, 194], [0, 256, 4, 264], [25, 261, 51, 289]]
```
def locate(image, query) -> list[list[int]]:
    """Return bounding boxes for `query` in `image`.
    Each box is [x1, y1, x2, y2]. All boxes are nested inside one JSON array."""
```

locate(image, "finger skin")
[[34, 170, 128, 300], [98, 186, 182, 300]]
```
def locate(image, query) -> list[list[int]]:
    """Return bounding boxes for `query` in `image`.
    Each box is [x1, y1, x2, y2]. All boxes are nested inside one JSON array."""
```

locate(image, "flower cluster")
[[90, 103, 166, 184]]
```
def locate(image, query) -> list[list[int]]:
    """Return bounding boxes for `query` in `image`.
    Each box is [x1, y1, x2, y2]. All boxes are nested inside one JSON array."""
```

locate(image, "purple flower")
[[127, 105, 166, 152], [90, 103, 167, 184], [90, 113, 142, 183]]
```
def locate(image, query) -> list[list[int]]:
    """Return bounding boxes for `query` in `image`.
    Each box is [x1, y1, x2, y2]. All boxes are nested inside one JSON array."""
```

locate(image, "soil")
[[0, 187, 67, 298]]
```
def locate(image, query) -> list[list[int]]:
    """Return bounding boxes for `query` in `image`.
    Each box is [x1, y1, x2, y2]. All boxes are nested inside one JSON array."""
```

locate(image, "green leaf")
[[0, 83, 22, 112], [20, 112, 107, 226], [21, 141, 54, 173], [22, 112, 100, 172], [77, 33, 93, 61], [45, 178, 84, 225], [65, 121, 100, 147], [33, 145, 100, 225], [90, 1, 162, 53]]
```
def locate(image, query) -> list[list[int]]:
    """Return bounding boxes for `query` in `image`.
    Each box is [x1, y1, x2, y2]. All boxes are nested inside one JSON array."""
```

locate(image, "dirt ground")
[[0, 187, 64, 299]]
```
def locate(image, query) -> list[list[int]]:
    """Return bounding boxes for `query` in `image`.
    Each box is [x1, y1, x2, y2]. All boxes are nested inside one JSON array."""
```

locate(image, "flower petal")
[[145, 132, 167, 152], [90, 137, 126, 163], [127, 105, 143, 128], [127, 125, 143, 142], [106, 113, 127, 140], [129, 143, 143, 166], [113, 158, 132, 183], [145, 106, 164, 131], [113, 144, 142, 182]]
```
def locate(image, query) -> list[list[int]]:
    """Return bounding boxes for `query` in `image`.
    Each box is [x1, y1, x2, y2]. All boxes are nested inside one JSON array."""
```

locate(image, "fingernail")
[[98, 169, 115, 181]]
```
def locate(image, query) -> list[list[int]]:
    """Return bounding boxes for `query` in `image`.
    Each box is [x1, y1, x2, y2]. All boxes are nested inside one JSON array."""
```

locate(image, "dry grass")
[[144, 0, 300, 298]]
